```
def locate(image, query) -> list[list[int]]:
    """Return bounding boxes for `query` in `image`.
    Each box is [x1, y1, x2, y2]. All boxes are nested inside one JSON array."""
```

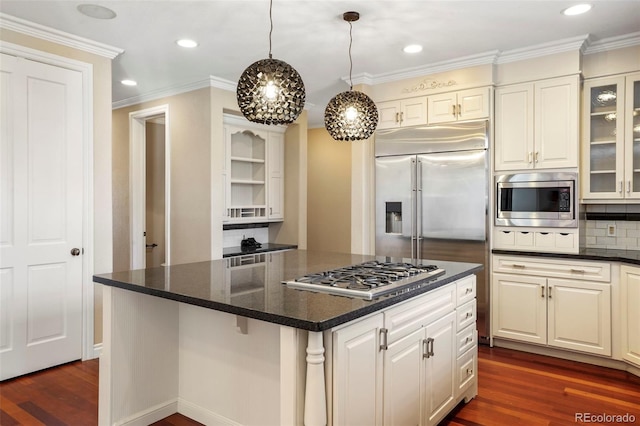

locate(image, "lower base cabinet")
[[620, 265, 640, 368], [383, 311, 456, 426], [492, 256, 612, 356], [332, 276, 477, 425]]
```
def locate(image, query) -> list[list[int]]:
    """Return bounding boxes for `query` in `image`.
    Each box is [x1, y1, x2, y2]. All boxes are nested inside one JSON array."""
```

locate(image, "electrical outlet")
[[607, 224, 617, 237]]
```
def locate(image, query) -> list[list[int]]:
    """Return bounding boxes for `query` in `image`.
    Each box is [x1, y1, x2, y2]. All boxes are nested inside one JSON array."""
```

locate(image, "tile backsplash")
[[584, 204, 640, 250]]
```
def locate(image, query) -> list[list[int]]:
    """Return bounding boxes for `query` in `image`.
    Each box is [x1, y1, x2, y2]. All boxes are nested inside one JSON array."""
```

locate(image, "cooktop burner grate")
[[284, 260, 445, 299]]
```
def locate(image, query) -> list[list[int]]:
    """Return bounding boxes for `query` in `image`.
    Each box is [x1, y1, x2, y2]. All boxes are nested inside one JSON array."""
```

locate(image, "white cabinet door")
[[377, 100, 402, 130], [547, 279, 611, 356], [0, 55, 84, 381], [427, 92, 457, 124], [401, 97, 428, 127], [424, 311, 457, 426], [429, 88, 489, 124], [621, 265, 640, 367], [333, 314, 384, 426], [377, 98, 427, 129], [458, 87, 490, 121], [623, 72, 640, 199], [494, 84, 534, 171], [495, 76, 578, 171], [267, 132, 284, 220], [492, 273, 547, 344], [383, 328, 424, 426], [535, 76, 579, 169]]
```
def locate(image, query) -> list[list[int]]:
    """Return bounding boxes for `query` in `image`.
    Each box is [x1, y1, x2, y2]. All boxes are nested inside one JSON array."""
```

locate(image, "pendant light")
[[324, 11, 378, 141], [236, 0, 305, 125]]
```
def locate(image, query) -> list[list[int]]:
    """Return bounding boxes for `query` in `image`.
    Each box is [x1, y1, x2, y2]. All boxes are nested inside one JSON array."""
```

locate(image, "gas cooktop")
[[284, 260, 445, 300]]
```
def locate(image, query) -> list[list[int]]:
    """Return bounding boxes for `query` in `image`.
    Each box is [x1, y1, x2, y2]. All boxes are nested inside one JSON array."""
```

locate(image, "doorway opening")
[[129, 105, 171, 269]]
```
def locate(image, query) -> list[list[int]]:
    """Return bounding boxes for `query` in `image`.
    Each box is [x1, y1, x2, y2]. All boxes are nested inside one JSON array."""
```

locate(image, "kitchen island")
[[94, 250, 482, 426]]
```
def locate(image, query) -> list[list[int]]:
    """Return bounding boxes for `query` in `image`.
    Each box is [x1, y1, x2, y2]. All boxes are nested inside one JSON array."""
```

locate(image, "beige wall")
[[112, 88, 212, 270], [307, 127, 352, 253], [270, 112, 308, 248], [1, 28, 114, 345]]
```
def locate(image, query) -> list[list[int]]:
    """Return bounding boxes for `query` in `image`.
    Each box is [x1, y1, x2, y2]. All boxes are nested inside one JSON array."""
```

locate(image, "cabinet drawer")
[[492, 255, 611, 282], [495, 230, 515, 247], [384, 284, 455, 345], [457, 300, 476, 332], [535, 232, 555, 248], [456, 275, 476, 306], [457, 325, 476, 356], [515, 231, 534, 246], [456, 342, 477, 393]]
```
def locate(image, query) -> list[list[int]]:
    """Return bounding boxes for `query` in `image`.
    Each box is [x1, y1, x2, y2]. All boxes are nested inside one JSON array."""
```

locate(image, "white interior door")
[[0, 54, 84, 381]]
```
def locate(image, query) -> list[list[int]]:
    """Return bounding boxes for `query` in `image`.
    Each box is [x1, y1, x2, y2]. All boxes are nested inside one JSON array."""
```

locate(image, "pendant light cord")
[[348, 20, 353, 90], [268, 0, 273, 59]]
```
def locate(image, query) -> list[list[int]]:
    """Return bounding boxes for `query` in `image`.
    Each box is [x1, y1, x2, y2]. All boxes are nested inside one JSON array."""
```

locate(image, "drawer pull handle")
[[379, 328, 388, 351], [465, 337, 472, 343], [571, 268, 585, 274], [541, 285, 545, 298], [465, 312, 473, 318], [512, 263, 526, 269], [548, 286, 553, 299], [501, 231, 512, 234], [423, 337, 435, 358], [467, 368, 473, 375], [465, 287, 473, 294], [560, 233, 569, 236], [540, 232, 549, 235]]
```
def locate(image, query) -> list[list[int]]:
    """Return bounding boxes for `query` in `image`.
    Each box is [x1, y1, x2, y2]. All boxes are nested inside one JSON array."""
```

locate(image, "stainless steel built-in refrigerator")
[[375, 121, 490, 343]]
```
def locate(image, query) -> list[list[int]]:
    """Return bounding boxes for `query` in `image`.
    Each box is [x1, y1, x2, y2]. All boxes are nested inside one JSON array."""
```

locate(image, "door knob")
[[71, 248, 81, 256]]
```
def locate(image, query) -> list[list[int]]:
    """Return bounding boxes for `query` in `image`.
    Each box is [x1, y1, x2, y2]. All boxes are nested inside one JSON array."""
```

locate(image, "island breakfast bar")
[[94, 250, 482, 426]]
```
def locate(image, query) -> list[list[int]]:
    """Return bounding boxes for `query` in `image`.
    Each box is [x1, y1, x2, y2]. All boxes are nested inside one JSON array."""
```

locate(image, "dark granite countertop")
[[492, 248, 640, 265], [222, 243, 297, 258], [94, 250, 482, 332]]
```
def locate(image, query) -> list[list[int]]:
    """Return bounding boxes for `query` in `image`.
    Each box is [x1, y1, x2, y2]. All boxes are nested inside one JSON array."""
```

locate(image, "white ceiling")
[[2, 1, 640, 128]]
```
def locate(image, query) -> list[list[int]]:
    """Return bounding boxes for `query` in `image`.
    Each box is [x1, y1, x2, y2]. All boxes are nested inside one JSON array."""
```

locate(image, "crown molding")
[[0, 13, 123, 59], [495, 34, 589, 64], [112, 77, 213, 109], [209, 75, 237, 92], [584, 31, 640, 55], [349, 51, 499, 86]]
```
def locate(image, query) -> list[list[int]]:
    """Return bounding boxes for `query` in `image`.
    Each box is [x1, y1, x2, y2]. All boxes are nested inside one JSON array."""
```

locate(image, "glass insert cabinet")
[[582, 72, 640, 200]]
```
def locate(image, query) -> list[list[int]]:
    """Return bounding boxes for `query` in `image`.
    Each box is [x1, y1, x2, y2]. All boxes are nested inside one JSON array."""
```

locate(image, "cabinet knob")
[[466, 368, 473, 375], [70, 248, 81, 256]]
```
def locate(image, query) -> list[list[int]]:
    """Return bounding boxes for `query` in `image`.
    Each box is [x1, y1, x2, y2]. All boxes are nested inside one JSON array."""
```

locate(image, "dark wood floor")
[[1, 345, 639, 425]]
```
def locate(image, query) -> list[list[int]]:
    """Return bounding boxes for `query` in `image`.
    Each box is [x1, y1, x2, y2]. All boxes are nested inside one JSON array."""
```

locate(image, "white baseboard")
[[178, 398, 242, 426], [116, 399, 178, 426]]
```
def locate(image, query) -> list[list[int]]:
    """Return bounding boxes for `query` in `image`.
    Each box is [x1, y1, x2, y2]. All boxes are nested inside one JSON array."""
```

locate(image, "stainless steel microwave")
[[496, 172, 577, 228]]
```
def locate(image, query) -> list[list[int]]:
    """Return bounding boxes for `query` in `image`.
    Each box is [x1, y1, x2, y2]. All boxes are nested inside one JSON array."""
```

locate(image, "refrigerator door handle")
[[411, 158, 417, 259]]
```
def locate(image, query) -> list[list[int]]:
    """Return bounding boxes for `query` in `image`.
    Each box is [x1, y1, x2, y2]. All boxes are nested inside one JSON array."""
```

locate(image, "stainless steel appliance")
[[284, 260, 445, 300], [374, 121, 490, 343], [495, 172, 577, 228]]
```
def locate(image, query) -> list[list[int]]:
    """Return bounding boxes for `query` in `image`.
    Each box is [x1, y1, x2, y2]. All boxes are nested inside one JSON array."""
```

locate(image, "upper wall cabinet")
[[223, 115, 285, 223], [581, 72, 640, 201], [494, 76, 579, 171], [427, 87, 490, 124], [377, 97, 428, 129]]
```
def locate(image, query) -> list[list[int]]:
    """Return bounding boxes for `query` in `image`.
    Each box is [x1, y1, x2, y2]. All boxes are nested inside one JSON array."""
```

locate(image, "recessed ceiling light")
[[121, 79, 137, 86], [77, 4, 117, 19], [562, 4, 592, 16], [177, 39, 198, 48], [403, 44, 423, 54]]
